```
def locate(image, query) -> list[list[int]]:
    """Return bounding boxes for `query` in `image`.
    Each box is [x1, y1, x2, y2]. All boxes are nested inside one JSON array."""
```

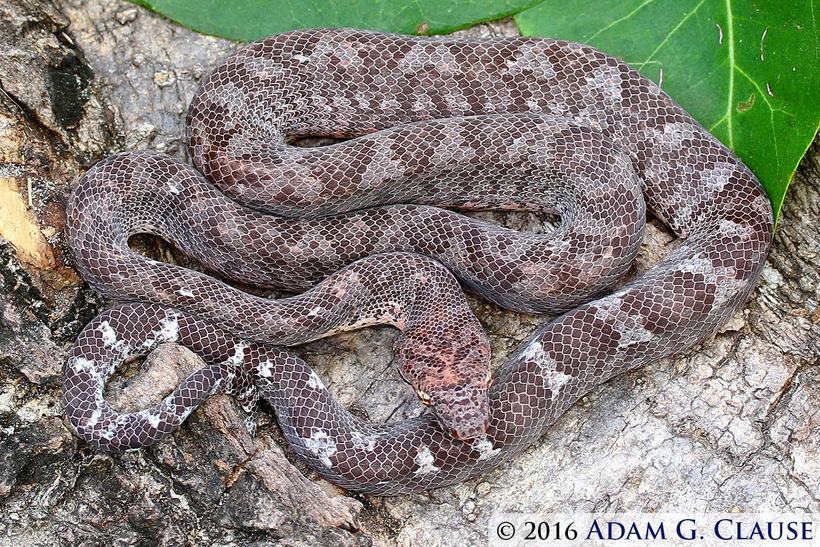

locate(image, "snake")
[[63, 28, 773, 496]]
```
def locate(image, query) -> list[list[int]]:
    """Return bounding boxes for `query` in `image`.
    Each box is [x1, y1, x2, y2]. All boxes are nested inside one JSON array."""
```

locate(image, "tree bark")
[[0, 1, 817, 545]]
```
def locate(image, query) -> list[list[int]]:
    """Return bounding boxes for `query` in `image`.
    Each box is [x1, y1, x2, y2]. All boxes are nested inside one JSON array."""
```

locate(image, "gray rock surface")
[[0, 0, 818, 545]]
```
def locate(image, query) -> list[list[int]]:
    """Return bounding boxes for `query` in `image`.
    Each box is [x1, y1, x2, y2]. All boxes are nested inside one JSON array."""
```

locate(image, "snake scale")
[[63, 28, 773, 495]]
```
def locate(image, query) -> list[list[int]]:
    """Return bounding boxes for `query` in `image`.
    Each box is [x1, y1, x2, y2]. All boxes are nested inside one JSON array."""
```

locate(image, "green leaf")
[[516, 0, 820, 222], [128, 0, 541, 41]]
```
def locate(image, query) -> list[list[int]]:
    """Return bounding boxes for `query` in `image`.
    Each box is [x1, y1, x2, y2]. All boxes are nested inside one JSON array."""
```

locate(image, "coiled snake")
[[63, 28, 773, 495]]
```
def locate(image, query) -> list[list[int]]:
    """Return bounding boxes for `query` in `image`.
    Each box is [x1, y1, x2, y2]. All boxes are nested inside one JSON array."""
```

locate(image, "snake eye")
[[485, 371, 493, 388], [416, 390, 432, 406]]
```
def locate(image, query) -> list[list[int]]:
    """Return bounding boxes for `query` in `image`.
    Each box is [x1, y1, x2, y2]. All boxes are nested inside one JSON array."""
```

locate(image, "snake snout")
[[427, 385, 491, 441]]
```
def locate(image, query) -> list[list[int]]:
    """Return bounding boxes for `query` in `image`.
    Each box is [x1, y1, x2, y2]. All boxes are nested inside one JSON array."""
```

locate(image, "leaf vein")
[[631, 0, 707, 69], [586, 0, 660, 43], [724, 0, 735, 149]]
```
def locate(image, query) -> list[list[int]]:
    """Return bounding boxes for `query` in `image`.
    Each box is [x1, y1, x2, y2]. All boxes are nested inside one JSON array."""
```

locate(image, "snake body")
[[64, 28, 773, 495]]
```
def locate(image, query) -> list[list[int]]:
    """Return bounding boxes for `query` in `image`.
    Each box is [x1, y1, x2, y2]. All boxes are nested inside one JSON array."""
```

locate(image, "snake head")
[[394, 323, 492, 440], [419, 372, 492, 440]]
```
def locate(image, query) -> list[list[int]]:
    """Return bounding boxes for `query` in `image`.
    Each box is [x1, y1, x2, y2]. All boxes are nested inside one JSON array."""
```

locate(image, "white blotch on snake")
[[584, 65, 624, 105], [519, 340, 545, 364], [307, 370, 327, 391], [223, 341, 249, 368], [656, 122, 697, 150], [700, 163, 737, 194], [615, 321, 654, 350], [84, 407, 103, 431], [257, 359, 275, 378], [158, 315, 180, 342], [507, 42, 557, 81], [544, 368, 572, 399], [522, 344, 572, 399], [592, 296, 655, 351], [718, 219, 757, 247], [98, 419, 120, 442], [136, 408, 163, 430], [306, 428, 337, 468], [473, 435, 501, 461], [97, 321, 119, 348], [413, 445, 440, 475], [351, 430, 378, 451], [71, 356, 96, 374]]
